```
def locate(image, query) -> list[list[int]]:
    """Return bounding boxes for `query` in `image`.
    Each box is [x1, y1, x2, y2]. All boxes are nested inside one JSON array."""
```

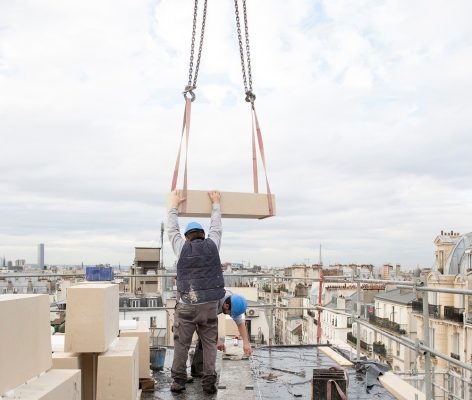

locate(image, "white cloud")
[[1, 0, 471, 268]]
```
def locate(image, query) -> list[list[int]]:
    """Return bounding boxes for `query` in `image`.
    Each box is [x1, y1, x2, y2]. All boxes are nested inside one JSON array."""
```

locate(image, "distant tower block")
[[37, 243, 45, 269]]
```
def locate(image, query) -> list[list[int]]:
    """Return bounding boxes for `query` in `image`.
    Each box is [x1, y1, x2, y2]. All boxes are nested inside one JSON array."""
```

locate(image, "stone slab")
[[65, 283, 119, 353], [52, 352, 80, 369], [0, 294, 52, 394], [379, 372, 426, 400], [318, 346, 353, 366], [97, 337, 139, 400], [120, 321, 151, 379], [8, 369, 81, 400], [168, 190, 276, 219]]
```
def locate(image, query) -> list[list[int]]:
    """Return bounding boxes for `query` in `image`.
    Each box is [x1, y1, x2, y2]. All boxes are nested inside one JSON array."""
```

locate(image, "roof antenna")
[[319, 244, 323, 266]]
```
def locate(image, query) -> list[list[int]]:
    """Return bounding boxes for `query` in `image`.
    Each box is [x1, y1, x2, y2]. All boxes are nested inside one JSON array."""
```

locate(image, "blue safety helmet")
[[184, 222, 204, 237], [230, 294, 247, 318]]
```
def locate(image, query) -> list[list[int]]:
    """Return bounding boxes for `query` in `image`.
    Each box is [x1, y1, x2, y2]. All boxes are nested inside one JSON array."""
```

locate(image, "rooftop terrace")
[[146, 345, 399, 400]]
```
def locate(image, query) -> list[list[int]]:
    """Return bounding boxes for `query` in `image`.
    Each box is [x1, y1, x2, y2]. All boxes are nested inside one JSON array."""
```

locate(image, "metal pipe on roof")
[[355, 319, 417, 351], [0, 272, 274, 278], [356, 278, 361, 361], [421, 343, 472, 373], [421, 278, 433, 399], [269, 275, 274, 346], [315, 304, 472, 374], [324, 277, 415, 286], [404, 286, 472, 296]]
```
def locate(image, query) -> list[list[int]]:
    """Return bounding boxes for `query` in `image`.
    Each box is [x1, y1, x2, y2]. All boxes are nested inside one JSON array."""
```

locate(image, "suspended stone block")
[[168, 190, 276, 219], [0, 294, 52, 394]]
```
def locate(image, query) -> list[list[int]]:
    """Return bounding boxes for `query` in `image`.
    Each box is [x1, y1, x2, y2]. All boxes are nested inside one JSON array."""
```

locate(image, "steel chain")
[[234, 0, 255, 103], [185, 0, 208, 101], [193, 0, 207, 90], [187, 0, 198, 88], [243, 0, 253, 93]]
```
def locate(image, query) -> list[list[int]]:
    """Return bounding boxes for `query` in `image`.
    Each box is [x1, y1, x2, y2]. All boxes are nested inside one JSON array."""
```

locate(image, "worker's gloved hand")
[[208, 191, 221, 204], [170, 190, 186, 208], [216, 340, 226, 352], [243, 342, 253, 356]]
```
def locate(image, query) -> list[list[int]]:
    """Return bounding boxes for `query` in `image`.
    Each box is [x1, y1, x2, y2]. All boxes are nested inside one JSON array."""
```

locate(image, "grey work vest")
[[176, 238, 225, 304]]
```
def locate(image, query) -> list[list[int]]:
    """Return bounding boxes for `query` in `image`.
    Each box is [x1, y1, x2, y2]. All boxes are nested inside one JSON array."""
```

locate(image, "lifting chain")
[[184, 0, 208, 102], [234, 0, 256, 103]]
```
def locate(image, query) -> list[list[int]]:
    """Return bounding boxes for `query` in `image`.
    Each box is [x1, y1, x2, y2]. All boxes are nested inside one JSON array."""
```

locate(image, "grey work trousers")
[[191, 338, 204, 376], [171, 301, 218, 387]]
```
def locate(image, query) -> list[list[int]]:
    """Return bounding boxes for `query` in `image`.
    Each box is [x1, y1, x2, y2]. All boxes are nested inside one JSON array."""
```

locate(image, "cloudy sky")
[[1, 0, 471, 268]]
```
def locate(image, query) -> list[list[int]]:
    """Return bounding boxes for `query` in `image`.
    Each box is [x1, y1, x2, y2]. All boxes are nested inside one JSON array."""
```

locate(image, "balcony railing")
[[428, 304, 441, 319], [411, 300, 441, 319], [450, 352, 460, 361], [467, 313, 472, 325], [373, 341, 387, 357], [347, 332, 368, 350], [369, 315, 406, 334], [411, 299, 423, 313], [307, 310, 316, 318], [444, 306, 464, 323]]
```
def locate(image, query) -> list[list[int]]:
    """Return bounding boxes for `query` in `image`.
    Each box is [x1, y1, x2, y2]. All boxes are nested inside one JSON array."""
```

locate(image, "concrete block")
[[52, 352, 80, 369], [65, 283, 119, 353], [168, 190, 276, 219], [119, 321, 150, 379], [0, 294, 52, 394], [8, 369, 81, 400], [97, 337, 139, 400]]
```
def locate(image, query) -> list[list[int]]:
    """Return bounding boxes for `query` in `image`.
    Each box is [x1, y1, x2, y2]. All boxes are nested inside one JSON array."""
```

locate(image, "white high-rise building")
[[37, 243, 44, 269]]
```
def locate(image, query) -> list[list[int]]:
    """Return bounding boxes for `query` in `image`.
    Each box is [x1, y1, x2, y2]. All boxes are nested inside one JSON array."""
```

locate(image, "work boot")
[[170, 381, 186, 393], [202, 384, 217, 395], [186, 375, 194, 383]]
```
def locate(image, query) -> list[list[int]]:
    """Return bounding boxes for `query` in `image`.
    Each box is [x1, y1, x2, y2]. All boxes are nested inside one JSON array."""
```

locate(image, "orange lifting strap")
[[169, 0, 274, 219]]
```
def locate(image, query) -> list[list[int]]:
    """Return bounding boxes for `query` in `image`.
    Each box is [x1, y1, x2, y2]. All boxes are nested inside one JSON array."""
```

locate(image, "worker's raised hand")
[[170, 190, 186, 208], [208, 190, 221, 205]]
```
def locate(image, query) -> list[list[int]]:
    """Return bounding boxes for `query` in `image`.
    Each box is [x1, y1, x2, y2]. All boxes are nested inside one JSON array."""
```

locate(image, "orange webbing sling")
[[251, 103, 274, 216], [170, 97, 274, 217], [170, 97, 192, 215]]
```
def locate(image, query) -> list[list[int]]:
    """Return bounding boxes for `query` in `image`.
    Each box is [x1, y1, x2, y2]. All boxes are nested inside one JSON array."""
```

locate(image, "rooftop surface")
[[374, 288, 416, 304], [147, 345, 396, 400]]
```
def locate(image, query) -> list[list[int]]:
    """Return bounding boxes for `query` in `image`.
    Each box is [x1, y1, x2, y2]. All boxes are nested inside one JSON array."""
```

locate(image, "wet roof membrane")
[[144, 345, 396, 400], [251, 346, 396, 400]]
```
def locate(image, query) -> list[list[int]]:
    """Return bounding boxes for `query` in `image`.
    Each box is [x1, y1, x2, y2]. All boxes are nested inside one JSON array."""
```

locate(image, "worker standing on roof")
[[189, 291, 253, 380], [167, 189, 225, 395]]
